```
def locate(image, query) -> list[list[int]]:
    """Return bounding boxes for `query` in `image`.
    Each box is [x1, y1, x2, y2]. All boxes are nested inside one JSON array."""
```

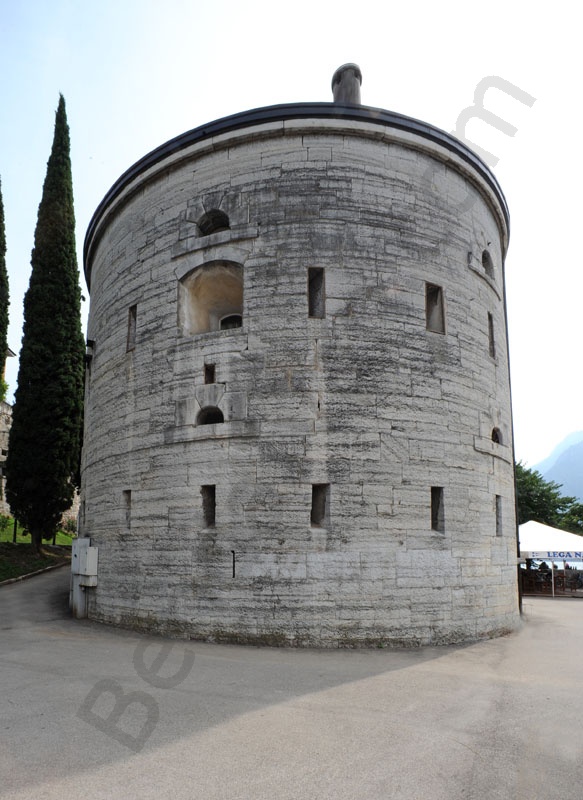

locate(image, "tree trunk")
[[30, 529, 42, 554]]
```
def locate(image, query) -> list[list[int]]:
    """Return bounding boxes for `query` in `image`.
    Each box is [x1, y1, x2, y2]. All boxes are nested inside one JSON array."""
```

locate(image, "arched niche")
[[491, 427, 503, 444], [178, 261, 243, 335], [197, 406, 224, 425], [198, 209, 230, 236], [482, 249, 495, 279]]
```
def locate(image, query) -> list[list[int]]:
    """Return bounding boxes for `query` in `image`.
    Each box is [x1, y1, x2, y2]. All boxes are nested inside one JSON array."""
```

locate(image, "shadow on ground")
[[1, 567, 466, 797]]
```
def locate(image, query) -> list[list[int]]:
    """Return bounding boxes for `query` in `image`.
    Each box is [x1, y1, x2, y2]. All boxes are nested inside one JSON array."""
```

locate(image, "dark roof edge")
[[84, 102, 509, 274]]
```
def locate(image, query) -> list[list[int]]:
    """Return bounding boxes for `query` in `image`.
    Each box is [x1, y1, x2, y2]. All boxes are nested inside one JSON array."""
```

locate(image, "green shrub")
[[63, 517, 77, 534]]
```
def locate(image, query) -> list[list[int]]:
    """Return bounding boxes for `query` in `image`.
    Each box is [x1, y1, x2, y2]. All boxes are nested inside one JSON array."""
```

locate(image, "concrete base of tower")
[[85, 599, 521, 648]]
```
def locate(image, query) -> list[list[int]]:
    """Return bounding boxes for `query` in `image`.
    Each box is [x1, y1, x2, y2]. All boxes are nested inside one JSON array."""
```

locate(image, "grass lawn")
[[0, 542, 70, 582], [0, 520, 75, 547], [0, 517, 74, 582]]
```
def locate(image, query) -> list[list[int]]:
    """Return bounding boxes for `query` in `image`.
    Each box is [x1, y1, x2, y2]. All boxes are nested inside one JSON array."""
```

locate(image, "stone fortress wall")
[[0, 400, 12, 515], [80, 66, 520, 645]]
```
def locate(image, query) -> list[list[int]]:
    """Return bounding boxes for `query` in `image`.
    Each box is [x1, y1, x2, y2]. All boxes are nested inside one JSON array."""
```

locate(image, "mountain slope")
[[534, 430, 583, 475], [541, 440, 583, 502]]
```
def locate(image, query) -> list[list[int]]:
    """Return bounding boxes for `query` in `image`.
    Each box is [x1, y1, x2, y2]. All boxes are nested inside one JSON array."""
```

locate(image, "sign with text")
[[522, 551, 583, 561]]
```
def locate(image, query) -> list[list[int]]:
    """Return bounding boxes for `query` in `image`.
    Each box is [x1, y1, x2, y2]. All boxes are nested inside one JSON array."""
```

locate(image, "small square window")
[[204, 364, 216, 384]]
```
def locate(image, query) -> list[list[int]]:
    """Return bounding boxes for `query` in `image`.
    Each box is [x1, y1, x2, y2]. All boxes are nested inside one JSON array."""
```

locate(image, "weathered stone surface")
[[80, 108, 518, 646]]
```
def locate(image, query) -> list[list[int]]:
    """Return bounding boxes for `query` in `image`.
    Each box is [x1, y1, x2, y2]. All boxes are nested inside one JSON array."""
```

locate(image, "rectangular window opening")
[[201, 484, 216, 528], [425, 283, 445, 333], [488, 312, 496, 358], [127, 305, 137, 351], [123, 490, 132, 529], [308, 268, 325, 319], [311, 483, 330, 527], [85, 338, 95, 370], [431, 486, 444, 532], [495, 495, 502, 536], [204, 363, 216, 384]]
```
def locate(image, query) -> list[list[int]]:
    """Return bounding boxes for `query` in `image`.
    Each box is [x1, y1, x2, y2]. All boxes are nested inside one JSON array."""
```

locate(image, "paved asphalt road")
[[1, 569, 582, 800]]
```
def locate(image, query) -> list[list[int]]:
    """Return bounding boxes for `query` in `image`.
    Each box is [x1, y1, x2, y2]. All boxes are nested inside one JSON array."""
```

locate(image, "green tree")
[[0, 177, 9, 400], [6, 96, 85, 552], [559, 502, 583, 536], [515, 461, 581, 530]]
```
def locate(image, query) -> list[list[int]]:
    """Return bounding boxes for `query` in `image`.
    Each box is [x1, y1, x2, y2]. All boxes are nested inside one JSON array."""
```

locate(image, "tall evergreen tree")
[[6, 96, 85, 551], [0, 177, 9, 399]]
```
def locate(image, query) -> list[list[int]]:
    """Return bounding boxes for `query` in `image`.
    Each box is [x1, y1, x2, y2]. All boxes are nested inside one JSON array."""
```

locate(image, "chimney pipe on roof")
[[331, 64, 362, 104]]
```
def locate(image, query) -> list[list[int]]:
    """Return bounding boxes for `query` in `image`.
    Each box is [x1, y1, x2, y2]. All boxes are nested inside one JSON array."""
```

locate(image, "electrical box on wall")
[[71, 538, 98, 586]]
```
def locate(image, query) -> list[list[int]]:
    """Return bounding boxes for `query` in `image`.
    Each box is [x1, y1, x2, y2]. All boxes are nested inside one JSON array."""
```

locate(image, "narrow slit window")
[[488, 312, 496, 358], [127, 305, 137, 351], [311, 483, 330, 527], [201, 485, 216, 527], [425, 283, 445, 333], [123, 490, 131, 529], [85, 338, 95, 368], [431, 486, 444, 532], [495, 495, 503, 536], [308, 268, 325, 318], [204, 364, 216, 384], [491, 427, 502, 444]]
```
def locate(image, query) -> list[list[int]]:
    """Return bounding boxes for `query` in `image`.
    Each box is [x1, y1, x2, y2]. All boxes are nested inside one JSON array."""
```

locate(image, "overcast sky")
[[0, 0, 579, 467]]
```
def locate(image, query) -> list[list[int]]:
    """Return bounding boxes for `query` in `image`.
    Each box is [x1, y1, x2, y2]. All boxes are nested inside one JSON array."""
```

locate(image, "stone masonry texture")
[[80, 106, 519, 646]]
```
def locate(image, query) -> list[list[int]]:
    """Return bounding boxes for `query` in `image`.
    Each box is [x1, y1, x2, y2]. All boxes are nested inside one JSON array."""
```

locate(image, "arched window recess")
[[482, 249, 495, 279], [197, 209, 230, 236], [197, 406, 224, 425], [220, 314, 242, 330], [178, 261, 243, 335]]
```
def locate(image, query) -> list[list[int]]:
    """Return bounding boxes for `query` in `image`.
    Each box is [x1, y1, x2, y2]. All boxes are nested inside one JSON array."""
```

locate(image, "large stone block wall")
[[81, 114, 519, 645], [0, 400, 12, 514]]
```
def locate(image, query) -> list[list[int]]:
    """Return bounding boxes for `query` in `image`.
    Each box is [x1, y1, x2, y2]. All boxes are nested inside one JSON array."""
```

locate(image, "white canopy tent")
[[519, 520, 583, 561], [519, 520, 583, 597]]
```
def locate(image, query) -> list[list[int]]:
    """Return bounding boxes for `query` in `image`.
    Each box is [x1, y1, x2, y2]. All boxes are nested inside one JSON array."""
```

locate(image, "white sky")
[[0, 0, 579, 467]]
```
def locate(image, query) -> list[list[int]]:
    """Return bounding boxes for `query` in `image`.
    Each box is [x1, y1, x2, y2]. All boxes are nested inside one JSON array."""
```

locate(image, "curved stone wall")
[[81, 107, 519, 646]]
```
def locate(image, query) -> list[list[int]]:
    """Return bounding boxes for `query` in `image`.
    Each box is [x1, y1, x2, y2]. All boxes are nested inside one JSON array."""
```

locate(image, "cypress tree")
[[0, 178, 8, 399], [6, 96, 85, 551]]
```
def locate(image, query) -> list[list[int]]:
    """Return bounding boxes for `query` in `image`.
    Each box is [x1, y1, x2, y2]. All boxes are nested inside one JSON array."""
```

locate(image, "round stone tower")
[[80, 67, 519, 646]]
